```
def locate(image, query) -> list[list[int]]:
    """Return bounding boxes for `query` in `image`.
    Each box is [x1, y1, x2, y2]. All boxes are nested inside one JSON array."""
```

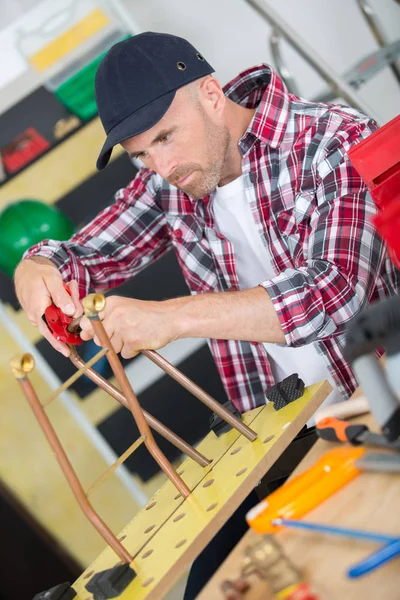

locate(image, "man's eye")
[[160, 134, 170, 143]]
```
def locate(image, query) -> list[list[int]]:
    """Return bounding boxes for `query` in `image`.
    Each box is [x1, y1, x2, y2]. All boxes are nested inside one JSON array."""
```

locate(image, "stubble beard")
[[174, 120, 230, 200]]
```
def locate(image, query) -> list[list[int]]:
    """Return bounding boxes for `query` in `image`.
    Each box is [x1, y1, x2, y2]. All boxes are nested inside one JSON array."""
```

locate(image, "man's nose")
[[151, 152, 177, 180]]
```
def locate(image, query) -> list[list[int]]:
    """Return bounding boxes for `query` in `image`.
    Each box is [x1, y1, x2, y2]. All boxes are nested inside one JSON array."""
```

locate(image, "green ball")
[[0, 199, 75, 278]]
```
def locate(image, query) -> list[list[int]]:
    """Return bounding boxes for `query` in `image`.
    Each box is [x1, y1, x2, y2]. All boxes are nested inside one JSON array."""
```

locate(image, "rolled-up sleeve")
[[260, 119, 386, 347], [23, 168, 171, 299]]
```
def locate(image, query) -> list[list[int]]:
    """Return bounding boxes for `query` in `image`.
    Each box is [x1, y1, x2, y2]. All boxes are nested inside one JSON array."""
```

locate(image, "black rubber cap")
[[266, 373, 305, 411], [85, 564, 136, 599], [210, 399, 242, 436]]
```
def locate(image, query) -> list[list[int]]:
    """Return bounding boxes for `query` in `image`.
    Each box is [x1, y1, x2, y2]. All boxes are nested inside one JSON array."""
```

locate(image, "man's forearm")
[[168, 286, 286, 344]]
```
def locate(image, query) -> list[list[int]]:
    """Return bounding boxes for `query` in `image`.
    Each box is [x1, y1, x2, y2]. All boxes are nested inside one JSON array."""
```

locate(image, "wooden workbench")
[[198, 412, 400, 600], [71, 381, 330, 599]]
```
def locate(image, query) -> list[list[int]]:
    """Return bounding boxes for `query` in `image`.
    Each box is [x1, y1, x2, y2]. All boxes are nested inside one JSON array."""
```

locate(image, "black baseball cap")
[[95, 32, 214, 170]]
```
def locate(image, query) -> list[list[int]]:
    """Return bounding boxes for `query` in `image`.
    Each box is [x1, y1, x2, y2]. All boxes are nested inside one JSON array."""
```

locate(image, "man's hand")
[[14, 257, 82, 356], [78, 286, 285, 358], [79, 296, 178, 358]]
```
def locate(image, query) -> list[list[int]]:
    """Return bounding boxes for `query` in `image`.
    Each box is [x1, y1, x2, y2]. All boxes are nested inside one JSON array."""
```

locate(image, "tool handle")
[[348, 539, 400, 578], [246, 446, 365, 534], [316, 417, 368, 444]]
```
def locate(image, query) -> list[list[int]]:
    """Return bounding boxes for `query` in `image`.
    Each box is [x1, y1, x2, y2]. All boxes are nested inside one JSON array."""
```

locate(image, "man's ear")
[[199, 76, 225, 115]]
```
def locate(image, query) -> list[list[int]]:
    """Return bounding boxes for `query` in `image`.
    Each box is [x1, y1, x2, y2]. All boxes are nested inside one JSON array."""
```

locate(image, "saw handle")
[[316, 417, 369, 445]]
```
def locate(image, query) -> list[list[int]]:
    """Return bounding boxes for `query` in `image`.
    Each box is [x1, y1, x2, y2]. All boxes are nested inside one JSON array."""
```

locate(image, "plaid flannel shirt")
[[25, 64, 400, 412]]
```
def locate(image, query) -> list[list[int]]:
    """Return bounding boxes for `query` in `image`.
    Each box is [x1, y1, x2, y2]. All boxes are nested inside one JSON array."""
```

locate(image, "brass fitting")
[[242, 536, 302, 594], [10, 354, 35, 379], [82, 293, 106, 318]]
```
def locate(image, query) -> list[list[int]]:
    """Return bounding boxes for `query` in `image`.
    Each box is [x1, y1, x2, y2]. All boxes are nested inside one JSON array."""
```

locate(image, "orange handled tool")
[[246, 446, 365, 535], [316, 417, 369, 444], [316, 417, 400, 450]]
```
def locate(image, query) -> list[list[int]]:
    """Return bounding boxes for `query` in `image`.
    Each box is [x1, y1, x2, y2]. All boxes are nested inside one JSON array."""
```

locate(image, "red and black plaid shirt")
[[25, 64, 400, 412]]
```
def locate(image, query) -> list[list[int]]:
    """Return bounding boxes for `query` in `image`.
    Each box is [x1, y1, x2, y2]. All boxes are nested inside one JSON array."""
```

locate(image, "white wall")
[[0, 0, 38, 28], [0, 0, 399, 122]]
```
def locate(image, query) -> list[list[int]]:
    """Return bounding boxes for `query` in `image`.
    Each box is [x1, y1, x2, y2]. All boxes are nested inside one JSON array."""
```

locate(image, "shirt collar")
[[223, 64, 291, 153]]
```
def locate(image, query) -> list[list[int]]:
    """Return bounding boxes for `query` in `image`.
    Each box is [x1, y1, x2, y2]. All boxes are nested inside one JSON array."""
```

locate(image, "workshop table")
[[198, 412, 400, 600], [72, 381, 330, 599]]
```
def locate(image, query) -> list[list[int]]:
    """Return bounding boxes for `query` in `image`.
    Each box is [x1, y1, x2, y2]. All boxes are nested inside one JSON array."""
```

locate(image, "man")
[[14, 32, 399, 596]]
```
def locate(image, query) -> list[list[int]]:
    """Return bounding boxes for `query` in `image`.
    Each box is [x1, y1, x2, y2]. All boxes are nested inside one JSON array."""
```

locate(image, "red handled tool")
[[316, 417, 400, 450], [44, 283, 83, 345]]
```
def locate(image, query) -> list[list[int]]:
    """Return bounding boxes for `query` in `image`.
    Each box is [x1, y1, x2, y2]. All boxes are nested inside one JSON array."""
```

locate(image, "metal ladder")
[[246, 0, 400, 123]]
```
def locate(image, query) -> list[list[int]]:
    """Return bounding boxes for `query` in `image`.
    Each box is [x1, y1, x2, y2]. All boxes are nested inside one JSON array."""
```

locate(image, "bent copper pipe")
[[69, 346, 210, 468], [83, 295, 191, 499], [142, 350, 258, 442], [12, 361, 132, 564]]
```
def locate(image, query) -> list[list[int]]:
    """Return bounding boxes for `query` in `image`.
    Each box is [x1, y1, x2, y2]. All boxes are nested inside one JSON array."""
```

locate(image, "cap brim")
[[96, 90, 176, 170]]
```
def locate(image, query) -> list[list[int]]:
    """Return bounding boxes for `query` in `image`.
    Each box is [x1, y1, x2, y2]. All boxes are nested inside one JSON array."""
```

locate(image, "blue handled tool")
[[272, 518, 400, 578], [272, 518, 398, 544], [349, 540, 400, 578]]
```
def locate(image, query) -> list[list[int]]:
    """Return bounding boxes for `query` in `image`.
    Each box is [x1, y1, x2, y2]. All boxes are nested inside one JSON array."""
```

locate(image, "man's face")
[[121, 80, 230, 199]]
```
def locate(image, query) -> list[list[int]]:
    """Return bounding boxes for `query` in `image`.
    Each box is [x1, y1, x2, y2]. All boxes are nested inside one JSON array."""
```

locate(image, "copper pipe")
[[142, 350, 258, 442], [67, 316, 82, 333], [83, 295, 191, 499], [11, 355, 132, 564], [69, 347, 210, 468]]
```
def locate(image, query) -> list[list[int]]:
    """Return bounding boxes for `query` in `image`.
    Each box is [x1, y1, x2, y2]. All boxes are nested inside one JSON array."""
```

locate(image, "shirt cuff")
[[23, 240, 68, 269], [259, 270, 337, 347], [23, 240, 91, 299]]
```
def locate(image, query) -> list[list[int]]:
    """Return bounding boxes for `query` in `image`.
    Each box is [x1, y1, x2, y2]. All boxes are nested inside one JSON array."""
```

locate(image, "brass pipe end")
[[82, 293, 106, 317], [10, 353, 35, 378]]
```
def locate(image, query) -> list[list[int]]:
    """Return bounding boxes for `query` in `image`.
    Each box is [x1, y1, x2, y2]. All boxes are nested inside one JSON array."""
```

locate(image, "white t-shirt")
[[212, 175, 341, 418]]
